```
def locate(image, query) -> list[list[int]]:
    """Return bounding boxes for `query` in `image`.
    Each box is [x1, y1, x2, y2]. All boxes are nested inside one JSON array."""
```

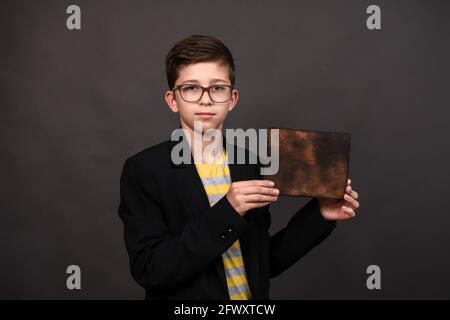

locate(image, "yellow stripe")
[[195, 162, 227, 168], [226, 275, 250, 287], [230, 239, 240, 249], [203, 183, 230, 195], [195, 166, 230, 178], [223, 255, 244, 269], [229, 290, 252, 300]]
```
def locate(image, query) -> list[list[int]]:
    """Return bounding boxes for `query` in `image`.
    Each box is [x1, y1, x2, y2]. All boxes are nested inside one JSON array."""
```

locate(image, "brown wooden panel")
[[264, 128, 351, 199]]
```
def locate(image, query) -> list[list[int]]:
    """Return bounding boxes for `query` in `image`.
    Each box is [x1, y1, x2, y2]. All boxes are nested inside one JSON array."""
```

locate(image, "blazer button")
[[220, 232, 227, 239], [226, 225, 233, 232]]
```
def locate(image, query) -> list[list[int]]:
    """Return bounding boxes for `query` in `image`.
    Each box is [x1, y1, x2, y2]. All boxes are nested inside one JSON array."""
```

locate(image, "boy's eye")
[[211, 85, 226, 92], [182, 85, 199, 92]]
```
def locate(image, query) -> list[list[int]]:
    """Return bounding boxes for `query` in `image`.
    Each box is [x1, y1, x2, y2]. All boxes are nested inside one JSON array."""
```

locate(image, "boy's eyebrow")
[[179, 79, 230, 85], [210, 79, 229, 84], [179, 79, 200, 84]]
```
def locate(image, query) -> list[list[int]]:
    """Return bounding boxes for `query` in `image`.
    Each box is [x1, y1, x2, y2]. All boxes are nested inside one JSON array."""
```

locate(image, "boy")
[[118, 35, 360, 300]]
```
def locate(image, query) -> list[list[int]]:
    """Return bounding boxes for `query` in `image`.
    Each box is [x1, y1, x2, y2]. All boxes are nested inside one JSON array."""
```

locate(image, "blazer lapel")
[[167, 139, 211, 221]]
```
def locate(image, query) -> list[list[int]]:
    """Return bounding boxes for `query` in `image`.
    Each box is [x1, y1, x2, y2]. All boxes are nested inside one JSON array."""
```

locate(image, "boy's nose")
[[198, 90, 213, 105]]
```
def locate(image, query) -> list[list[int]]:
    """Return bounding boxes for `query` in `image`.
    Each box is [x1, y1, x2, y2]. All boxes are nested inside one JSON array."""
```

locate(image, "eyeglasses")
[[172, 84, 234, 103]]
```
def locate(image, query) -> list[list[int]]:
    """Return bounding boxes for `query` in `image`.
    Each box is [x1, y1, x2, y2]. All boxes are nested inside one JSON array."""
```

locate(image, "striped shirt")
[[195, 151, 253, 300]]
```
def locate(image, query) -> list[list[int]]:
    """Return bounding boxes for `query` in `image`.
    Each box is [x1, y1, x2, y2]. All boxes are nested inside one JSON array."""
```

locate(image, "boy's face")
[[165, 61, 238, 134]]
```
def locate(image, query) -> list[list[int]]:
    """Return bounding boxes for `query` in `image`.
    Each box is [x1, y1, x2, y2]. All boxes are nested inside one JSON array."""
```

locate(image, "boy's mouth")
[[195, 112, 215, 119]]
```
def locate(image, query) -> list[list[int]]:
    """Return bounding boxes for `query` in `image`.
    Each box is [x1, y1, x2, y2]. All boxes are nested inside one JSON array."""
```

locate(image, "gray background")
[[1, 0, 449, 299]]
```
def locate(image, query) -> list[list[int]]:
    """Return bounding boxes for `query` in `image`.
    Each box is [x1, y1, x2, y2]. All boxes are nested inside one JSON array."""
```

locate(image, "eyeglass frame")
[[172, 84, 235, 103]]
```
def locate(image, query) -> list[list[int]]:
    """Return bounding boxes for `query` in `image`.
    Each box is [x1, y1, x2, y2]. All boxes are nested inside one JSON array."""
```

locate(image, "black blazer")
[[118, 138, 336, 300]]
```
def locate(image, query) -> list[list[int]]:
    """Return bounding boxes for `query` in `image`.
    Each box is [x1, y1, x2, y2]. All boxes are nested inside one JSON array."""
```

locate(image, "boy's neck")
[[180, 121, 225, 164]]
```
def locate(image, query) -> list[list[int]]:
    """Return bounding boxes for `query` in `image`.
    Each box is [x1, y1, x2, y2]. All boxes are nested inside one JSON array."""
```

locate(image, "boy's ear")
[[228, 89, 239, 112], [165, 90, 178, 113]]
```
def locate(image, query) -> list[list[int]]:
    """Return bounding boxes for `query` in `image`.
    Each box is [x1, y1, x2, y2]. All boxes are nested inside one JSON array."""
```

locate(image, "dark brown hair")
[[165, 35, 235, 89]]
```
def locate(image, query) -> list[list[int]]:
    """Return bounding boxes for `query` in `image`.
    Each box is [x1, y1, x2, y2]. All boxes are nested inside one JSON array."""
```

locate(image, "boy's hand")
[[226, 180, 279, 216], [318, 179, 360, 221]]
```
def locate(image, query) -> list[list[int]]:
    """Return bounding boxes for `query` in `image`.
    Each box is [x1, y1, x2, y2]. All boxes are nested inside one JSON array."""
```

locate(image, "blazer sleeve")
[[118, 158, 248, 295], [267, 197, 336, 278], [254, 162, 337, 278]]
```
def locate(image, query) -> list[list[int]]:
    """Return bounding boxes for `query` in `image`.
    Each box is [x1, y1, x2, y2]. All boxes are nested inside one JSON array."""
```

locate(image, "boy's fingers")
[[244, 194, 278, 203], [344, 194, 359, 209], [240, 186, 279, 196], [233, 180, 275, 187], [346, 186, 359, 199], [342, 205, 356, 217]]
